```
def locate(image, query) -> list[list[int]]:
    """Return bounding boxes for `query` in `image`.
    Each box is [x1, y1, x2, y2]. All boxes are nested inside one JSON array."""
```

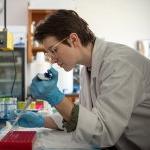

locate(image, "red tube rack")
[[0, 131, 36, 150]]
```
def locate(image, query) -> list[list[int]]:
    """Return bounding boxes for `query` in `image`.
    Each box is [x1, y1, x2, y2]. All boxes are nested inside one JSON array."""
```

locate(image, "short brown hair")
[[34, 9, 95, 46]]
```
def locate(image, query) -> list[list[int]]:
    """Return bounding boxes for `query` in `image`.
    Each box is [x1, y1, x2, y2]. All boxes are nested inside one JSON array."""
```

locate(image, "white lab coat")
[[74, 38, 150, 150], [52, 37, 150, 150]]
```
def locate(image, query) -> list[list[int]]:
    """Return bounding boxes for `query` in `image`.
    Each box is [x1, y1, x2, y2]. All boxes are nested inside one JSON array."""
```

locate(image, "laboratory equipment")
[[0, 0, 13, 51], [0, 97, 17, 120], [0, 131, 36, 150], [35, 100, 44, 110], [0, 47, 25, 100], [9, 96, 33, 132], [37, 72, 52, 80], [9, 70, 52, 131], [0, 30, 13, 51], [0, 0, 25, 100], [0, 0, 25, 101]]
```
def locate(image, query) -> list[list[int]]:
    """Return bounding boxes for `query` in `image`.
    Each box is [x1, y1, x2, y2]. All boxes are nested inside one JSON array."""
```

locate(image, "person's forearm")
[[44, 116, 59, 129], [55, 97, 74, 121], [44, 97, 74, 129]]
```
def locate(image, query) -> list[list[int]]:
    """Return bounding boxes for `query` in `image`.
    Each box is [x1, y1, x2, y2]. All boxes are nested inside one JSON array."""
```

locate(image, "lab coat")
[[52, 37, 150, 150], [74, 38, 150, 150]]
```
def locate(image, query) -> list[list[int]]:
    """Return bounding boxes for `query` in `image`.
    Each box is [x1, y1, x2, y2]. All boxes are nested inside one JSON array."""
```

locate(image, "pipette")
[[9, 96, 34, 132], [37, 72, 52, 80], [9, 70, 53, 132]]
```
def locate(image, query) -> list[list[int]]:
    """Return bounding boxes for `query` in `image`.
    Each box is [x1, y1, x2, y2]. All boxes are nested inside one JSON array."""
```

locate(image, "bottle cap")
[[36, 52, 45, 63]]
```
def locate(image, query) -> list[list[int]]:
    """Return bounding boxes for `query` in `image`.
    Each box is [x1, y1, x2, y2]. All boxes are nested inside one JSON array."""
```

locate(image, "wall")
[[0, 0, 28, 26], [28, 0, 77, 9], [76, 0, 150, 48]]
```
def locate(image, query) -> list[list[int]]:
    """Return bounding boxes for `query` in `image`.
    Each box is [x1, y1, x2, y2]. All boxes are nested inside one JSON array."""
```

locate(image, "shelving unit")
[[27, 9, 55, 62], [0, 63, 21, 66], [0, 79, 22, 83], [0, 47, 25, 100]]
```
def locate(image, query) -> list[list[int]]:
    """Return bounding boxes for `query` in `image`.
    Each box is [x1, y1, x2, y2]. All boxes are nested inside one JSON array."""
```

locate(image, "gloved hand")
[[31, 67, 65, 106], [18, 111, 44, 128]]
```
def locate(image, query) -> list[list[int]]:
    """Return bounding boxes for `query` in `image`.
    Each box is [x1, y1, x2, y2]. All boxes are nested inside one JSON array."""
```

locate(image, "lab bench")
[[0, 127, 101, 150]]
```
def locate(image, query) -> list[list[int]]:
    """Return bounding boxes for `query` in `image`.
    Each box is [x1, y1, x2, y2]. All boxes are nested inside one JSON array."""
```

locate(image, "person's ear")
[[69, 33, 79, 47]]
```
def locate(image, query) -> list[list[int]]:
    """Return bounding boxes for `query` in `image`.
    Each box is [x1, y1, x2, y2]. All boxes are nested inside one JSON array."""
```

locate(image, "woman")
[[18, 10, 150, 150]]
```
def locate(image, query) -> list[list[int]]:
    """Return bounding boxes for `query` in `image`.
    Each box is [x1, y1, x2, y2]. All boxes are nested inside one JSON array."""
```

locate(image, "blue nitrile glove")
[[31, 67, 65, 106], [18, 111, 44, 128]]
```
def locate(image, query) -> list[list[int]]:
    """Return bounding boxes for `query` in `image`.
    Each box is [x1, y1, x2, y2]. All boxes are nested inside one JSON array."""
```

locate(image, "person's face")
[[43, 34, 79, 71]]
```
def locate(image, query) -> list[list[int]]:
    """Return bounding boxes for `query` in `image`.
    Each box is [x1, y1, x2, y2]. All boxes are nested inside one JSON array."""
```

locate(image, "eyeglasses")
[[45, 37, 68, 54], [44, 36, 68, 63]]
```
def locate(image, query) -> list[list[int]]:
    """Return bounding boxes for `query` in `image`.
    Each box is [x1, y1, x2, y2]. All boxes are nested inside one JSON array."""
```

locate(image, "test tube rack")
[[0, 131, 36, 150]]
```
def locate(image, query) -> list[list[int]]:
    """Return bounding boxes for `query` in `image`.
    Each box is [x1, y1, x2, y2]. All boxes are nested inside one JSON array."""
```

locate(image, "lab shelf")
[[0, 63, 21, 66], [0, 79, 21, 83], [27, 9, 54, 62]]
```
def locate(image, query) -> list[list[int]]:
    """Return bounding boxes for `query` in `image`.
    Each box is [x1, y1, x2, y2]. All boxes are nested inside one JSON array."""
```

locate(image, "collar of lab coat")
[[91, 37, 107, 79]]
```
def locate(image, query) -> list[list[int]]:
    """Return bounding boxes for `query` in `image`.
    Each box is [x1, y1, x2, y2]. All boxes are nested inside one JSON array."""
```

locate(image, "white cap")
[[36, 52, 45, 63]]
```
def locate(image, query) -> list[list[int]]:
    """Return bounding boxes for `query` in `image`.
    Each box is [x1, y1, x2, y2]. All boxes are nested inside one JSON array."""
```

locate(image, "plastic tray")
[[0, 131, 36, 150]]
